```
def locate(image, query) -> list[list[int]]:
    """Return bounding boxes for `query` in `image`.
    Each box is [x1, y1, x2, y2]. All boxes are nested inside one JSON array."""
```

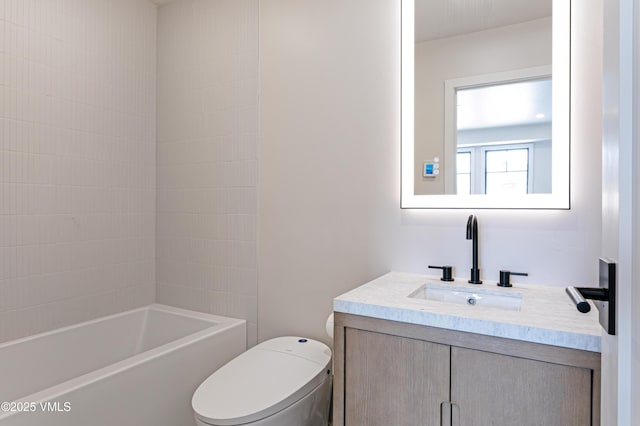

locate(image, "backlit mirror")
[[401, 0, 570, 209]]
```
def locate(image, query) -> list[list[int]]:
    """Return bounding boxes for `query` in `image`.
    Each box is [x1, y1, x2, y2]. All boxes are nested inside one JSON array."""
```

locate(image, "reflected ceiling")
[[415, 0, 552, 42]]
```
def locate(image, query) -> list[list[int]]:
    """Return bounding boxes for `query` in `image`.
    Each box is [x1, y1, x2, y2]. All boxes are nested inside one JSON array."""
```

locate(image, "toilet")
[[192, 336, 332, 426]]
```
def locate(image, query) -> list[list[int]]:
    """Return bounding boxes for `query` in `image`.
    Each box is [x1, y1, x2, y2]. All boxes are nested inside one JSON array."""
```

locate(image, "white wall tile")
[[1, 0, 258, 347], [157, 0, 258, 348], [0, 0, 157, 343]]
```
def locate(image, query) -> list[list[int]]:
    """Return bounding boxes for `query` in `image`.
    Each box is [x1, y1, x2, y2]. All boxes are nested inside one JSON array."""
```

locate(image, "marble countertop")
[[333, 272, 602, 352]]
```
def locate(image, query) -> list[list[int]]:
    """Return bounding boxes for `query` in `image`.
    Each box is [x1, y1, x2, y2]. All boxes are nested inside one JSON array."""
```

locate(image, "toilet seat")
[[192, 337, 332, 426]]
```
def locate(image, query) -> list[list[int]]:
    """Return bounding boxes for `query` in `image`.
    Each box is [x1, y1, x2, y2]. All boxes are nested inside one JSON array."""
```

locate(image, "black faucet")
[[466, 215, 482, 284]]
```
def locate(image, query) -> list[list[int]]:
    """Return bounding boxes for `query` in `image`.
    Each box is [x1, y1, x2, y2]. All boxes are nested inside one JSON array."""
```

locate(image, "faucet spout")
[[466, 215, 482, 284]]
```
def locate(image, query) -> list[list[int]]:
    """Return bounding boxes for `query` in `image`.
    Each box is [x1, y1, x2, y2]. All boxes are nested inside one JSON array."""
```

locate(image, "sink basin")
[[409, 283, 523, 311]]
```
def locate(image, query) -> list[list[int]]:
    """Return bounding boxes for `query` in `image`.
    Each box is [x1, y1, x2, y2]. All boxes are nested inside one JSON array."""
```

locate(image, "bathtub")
[[0, 304, 246, 426]]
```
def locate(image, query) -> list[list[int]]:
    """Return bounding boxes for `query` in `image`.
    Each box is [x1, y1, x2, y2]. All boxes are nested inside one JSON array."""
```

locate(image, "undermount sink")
[[409, 283, 523, 311]]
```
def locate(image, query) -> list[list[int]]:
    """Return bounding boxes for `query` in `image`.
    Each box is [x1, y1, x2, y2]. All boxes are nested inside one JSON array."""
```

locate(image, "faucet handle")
[[497, 270, 528, 287], [428, 265, 454, 282]]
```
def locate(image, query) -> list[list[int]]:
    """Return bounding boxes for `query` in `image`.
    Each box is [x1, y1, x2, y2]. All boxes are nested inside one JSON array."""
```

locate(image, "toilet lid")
[[192, 337, 332, 426]]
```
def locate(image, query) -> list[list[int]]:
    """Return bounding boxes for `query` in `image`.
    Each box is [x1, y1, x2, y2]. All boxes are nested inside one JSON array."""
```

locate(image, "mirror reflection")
[[414, 0, 552, 196], [454, 77, 552, 195], [402, 0, 569, 209]]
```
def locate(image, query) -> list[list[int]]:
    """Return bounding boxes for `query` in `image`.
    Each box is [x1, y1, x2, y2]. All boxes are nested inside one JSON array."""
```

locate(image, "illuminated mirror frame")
[[401, 0, 570, 209]]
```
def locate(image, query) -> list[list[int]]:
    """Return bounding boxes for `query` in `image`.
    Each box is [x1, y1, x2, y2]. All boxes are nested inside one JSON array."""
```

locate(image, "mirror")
[[401, 0, 570, 209]]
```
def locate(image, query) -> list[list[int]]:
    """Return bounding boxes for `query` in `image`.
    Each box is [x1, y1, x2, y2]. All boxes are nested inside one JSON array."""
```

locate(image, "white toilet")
[[192, 336, 333, 426]]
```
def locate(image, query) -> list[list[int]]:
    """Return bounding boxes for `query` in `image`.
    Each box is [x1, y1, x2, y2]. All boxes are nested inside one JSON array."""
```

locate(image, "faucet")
[[466, 215, 482, 284]]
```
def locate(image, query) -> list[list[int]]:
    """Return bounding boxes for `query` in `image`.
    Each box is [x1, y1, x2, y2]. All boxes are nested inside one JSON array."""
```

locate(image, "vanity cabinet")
[[344, 328, 450, 425], [333, 313, 600, 426]]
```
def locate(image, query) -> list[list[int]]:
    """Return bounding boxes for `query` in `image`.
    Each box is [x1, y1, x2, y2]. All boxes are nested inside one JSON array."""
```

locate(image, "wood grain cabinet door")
[[344, 328, 450, 426], [450, 347, 593, 426]]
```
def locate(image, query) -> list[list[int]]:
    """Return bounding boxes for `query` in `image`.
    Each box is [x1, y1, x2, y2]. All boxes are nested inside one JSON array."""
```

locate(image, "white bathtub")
[[0, 304, 246, 426]]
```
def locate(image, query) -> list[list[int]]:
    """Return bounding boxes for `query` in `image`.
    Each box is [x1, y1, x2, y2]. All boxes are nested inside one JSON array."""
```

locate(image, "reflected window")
[[454, 77, 552, 195], [456, 151, 472, 195], [458, 143, 535, 194], [484, 147, 530, 195]]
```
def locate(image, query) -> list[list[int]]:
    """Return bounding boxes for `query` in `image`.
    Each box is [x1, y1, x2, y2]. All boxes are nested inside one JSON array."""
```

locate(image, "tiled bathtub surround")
[[0, 0, 157, 343], [156, 0, 259, 346]]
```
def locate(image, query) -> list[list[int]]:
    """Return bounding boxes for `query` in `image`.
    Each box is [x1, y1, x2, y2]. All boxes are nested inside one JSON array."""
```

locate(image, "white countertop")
[[333, 271, 602, 352]]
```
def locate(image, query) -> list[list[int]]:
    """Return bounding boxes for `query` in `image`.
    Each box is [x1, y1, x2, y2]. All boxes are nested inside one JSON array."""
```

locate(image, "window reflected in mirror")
[[454, 78, 552, 195]]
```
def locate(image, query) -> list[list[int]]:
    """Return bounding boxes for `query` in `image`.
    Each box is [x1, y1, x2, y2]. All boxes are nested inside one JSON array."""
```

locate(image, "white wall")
[[156, 0, 259, 347], [0, 0, 157, 343], [259, 0, 602, 345], [415, 17, 552, 195]]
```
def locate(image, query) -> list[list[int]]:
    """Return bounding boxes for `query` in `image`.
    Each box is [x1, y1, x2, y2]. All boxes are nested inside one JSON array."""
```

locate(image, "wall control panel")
[[423, 157, 440, 178]]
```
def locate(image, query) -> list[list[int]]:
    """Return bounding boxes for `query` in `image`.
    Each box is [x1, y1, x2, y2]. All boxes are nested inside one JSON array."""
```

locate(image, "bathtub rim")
[[0, 304, 245, 418]]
